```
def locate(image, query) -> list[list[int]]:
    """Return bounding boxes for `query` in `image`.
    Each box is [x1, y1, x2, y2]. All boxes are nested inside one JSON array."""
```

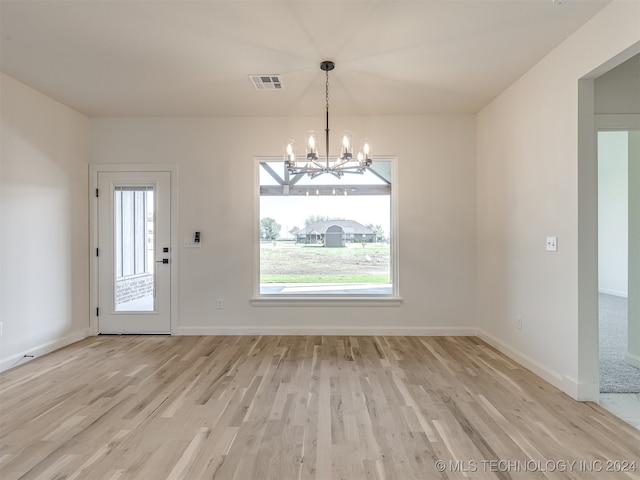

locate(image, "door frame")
[[90, 164, 179, 335], [576, 43, 640, 402]]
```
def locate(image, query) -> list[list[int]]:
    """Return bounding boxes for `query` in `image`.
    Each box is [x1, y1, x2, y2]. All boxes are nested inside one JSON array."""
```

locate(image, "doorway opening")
[[597, 129, 640, 428]]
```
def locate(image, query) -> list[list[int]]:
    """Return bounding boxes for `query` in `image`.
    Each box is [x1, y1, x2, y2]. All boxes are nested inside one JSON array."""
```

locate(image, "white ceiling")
[[0, 0, 611, 117]]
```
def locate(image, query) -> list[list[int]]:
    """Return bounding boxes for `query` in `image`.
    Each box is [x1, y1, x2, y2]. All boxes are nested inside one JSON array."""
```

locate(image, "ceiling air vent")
[[249, 75, 283, 90]]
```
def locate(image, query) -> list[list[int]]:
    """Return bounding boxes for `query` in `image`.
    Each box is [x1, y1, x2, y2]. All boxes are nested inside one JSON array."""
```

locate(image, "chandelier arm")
[[310, 159, 325, 170], [333, 158, 350, 169]]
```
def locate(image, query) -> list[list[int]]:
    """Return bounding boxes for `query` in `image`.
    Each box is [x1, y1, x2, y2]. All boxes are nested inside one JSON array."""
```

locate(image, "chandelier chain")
[[325, 69, 330, 115]]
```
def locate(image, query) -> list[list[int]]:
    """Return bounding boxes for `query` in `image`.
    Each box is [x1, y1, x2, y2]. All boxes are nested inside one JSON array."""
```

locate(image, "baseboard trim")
[[0, 328, 92, 373], [598, 289, 628, 298], [625, 351, 640, 369], [476, 329, 596, 401], [562, 375, 599, 402], [174, 326, 478, 336]]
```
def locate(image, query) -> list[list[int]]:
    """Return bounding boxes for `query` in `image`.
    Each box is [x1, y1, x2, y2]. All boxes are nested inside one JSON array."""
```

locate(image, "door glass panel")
[[114, 186, 155, 312]]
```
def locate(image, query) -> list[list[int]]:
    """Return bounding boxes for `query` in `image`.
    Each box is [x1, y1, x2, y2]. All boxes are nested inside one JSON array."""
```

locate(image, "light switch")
[[546, 236, 558, 252]]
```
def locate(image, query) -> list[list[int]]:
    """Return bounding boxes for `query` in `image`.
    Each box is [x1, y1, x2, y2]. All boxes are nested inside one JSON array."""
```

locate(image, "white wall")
[[91, 115, 477, 334], [476, 1, 640, 400], [598, 131, 628, 297], [0, 74, 90, 370], [594, 54, 640, 114]]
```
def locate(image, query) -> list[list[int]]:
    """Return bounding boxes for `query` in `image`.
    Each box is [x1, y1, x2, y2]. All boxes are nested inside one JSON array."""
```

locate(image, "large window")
[[257, 157, 397, 299]]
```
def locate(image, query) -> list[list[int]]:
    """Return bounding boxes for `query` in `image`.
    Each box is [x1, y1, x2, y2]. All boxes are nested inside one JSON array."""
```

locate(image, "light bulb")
[[306, 131, 318, 158], [341, 131, 352, 158], [363, 142, 370, 155]]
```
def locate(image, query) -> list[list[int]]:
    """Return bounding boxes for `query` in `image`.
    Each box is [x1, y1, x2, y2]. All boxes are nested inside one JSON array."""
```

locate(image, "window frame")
[[251, 156, 401, 306]]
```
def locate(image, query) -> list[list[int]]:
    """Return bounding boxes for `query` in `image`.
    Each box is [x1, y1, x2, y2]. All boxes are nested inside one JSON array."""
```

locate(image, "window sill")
[[250, 296, 403, 307]]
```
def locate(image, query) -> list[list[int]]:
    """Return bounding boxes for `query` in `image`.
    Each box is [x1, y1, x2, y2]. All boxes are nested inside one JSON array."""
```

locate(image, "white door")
[[97, 171, 171, 333]]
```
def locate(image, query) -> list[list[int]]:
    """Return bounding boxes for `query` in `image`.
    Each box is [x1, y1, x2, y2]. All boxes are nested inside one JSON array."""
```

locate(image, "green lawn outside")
[[260, 242, 390, 284], [261, 273, 390, 284]]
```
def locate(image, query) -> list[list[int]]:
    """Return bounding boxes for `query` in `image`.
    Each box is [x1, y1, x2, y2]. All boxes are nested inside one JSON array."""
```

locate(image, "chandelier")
[[285, 61, 372, 179]]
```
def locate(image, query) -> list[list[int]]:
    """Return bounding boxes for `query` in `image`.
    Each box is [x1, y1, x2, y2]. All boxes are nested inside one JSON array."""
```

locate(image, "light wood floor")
[[1, 336, 639, 480]]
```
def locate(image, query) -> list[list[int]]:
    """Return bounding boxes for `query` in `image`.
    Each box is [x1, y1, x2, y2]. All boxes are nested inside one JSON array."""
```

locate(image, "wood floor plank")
[[1, 335, 639, 479]]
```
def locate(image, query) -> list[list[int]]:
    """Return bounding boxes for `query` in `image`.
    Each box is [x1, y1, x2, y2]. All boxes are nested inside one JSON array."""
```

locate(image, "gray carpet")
[[599, 293, 640, 393]]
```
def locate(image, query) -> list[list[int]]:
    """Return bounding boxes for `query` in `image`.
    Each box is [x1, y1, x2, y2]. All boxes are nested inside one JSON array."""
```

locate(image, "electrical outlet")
[[516, 315, 523, 330], [216, 298, 223, 309]]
